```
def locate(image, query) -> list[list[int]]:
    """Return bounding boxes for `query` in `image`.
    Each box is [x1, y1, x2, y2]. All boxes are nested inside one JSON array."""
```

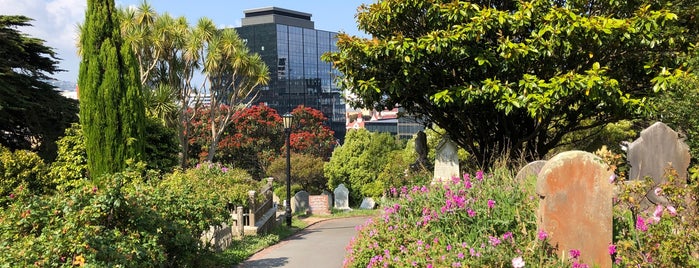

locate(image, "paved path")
[[237, 216, 370, 268]]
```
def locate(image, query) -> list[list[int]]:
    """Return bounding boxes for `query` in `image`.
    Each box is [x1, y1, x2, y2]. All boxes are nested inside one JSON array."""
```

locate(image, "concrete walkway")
[[237, 216, 370, 268]]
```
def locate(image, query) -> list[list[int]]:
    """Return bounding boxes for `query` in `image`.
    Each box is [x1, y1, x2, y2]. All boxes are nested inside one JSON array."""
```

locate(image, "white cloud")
[[0, 0, 86, 81]]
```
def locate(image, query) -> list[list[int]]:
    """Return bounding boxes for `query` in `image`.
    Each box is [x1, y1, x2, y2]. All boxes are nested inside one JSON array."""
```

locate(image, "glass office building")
[[236, 7, 345, 140]]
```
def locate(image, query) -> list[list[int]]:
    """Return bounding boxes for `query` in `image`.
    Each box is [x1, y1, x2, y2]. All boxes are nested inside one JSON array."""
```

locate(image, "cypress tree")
[[78, 0, 145, 178]]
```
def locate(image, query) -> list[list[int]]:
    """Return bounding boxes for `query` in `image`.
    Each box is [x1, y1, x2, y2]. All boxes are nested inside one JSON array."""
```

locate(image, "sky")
[[0, 0, 372, 83]]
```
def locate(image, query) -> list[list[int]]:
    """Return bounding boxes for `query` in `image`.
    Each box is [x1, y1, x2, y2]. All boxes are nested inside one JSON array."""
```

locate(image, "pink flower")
[[467, 208, 476, 217], [609, 174, 617, 183], [608, 244, 616, 255], [488, 236, 501, 247], [502, 231, 513, 242], [537, 230, 548, 241], [636, 215, 648, 231], [221, 167, 228, 172], [476, 170, 484, 181], [653, 204, 664, 218], [569, 249, 581, 259], [487, 199, 495, 209], [457, 252, 465, 259], [667, 205, 677, 216], [92, 186, 98, 193], [446, 244, 452, 251], [8, 193, 14, 199], [511, 256, 525, 268]]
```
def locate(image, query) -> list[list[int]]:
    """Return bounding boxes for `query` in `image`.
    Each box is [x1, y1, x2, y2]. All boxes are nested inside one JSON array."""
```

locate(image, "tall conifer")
[[78, 0, 145, 178]]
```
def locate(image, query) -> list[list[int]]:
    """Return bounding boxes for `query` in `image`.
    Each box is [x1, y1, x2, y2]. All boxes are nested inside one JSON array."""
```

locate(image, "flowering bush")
[[345, 151, 699, 267], [0, 163, 262, 267], [344, 169, 569, 267]]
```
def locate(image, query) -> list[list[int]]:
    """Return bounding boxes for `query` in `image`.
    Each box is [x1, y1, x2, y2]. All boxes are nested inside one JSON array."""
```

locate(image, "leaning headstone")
[[537, 151, 613, 268], [334, 184, 351, 210], [359, 197, 376, 210], [628, 122, 690, 208], [432, 135, 460, 184], [515, 160, 547, 182], [292, 191, 310, 214], [308, 195, 331, 215]]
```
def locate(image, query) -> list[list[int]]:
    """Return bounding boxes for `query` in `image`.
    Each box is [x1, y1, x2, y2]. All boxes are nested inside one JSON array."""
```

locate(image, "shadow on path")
[[237, 257, 289, 267]]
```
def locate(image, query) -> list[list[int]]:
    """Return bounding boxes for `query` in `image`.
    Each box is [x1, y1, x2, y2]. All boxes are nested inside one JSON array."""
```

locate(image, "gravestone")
[[432, 135, 460, 184], [309, 195, 331, 215], [411, 130, 430, 171], [334, 184, 350, 210], [515, 160, 547, 182], [359, 197, 376, 210], [628, 122, 690, 208], [292, 191, 310, 214], [322, 190, 333, 208], [537, 151, 613, 268]]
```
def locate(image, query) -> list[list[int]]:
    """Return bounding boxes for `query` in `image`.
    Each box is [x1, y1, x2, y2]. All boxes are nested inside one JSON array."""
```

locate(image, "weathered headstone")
[[309, 195, 331, 215], [334, 184, 350, 210], [411, 130, 430, 171], [359, 197, 376, 210], [628, 122, 690, 208], [537, 151, 613, 268], [515, 160, 547, 181], [292, 191, 310, 214], [433, 135, 460, 184]]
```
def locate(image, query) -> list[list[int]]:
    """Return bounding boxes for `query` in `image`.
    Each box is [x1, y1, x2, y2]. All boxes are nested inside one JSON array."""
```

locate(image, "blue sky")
[[0, 0, 371, 83]]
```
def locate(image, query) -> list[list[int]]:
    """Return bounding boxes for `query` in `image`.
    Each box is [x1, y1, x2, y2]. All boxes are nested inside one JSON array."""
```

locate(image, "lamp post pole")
[[282, 113, 293, 227]]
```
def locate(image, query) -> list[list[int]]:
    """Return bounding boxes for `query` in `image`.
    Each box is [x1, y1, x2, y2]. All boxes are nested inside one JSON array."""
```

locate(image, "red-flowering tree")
[[188, 104, 284, 178], [289, 105, 336, 159]]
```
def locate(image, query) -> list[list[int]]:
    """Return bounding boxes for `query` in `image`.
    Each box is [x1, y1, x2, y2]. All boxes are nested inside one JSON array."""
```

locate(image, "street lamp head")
[[282, 113, 293, 130]]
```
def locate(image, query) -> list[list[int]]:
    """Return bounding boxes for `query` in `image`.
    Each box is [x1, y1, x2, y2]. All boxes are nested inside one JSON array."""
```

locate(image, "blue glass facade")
[[236, 7, 345, 140]]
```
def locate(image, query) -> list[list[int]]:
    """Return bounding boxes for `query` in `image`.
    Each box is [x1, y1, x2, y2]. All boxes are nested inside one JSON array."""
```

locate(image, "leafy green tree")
[[0, 15, 78, 161], [79, 0, 146, 178], [326, 0, 698, 166], [267, 153, 327, 194], [325, 129, 402, 203]]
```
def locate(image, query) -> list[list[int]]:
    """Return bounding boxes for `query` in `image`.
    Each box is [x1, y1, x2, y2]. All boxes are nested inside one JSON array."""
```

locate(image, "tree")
[[203, 28, 269, 162], [79, 0, 146, 178], [0, 15, 78, 161], [325, 0, 698, 166], [267, 153, 327, 194], [289, 105, 336, 159], [117, 3, 269, 168], [324, 129, 402, 203]]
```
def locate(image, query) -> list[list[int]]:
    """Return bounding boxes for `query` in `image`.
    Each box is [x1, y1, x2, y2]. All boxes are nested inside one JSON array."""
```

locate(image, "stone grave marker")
[[515, 160, 547, 181], [292, 190, 310, 214], [359, 197, 376, 210], [334, 184, 350, 210], [537, 151, 613, 268], [432, 135, 460, 184], [309, 195, 331, 215], [628, 122, 690, 208]]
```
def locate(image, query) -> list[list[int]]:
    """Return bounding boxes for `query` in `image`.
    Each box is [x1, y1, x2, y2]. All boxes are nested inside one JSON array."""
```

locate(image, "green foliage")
[[650, 73, 699, 163], [377, 149, 432, 191], [325, 129, 402, 203], [0, 146, 50, 201], [267, 153, 327, 194], [0, 172, 225, 267], [555, 120, 637, 155], [49, 121, 177, 185], [273, 183, 304, 203], [0, 15, 79, 161], [143, 117, 179, 172], [326, 0, 699, 166], [164, 163, 262, 207], [79, 0, 146, 178], [49, 123, 88, 188]]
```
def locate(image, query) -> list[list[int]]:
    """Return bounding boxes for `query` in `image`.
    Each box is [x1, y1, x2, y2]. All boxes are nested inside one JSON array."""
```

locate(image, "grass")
[[199, 209, 379, 267]]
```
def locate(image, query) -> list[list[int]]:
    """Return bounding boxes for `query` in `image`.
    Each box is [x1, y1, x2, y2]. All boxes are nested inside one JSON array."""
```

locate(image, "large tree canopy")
[[326, 0, 698, 165], [0, 15, 78, 161]]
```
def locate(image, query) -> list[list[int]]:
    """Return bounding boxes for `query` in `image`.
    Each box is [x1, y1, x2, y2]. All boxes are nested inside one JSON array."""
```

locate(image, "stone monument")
[[292, 190, 310, 214], [627, 122, 690, 208], [537, 151, 613, 268], [333, 184, 351, 210], [432, 135, 460, 184]]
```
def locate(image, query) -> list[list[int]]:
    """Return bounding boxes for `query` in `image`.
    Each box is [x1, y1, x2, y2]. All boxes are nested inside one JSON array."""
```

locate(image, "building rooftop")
[[241, 6, 314, 29]]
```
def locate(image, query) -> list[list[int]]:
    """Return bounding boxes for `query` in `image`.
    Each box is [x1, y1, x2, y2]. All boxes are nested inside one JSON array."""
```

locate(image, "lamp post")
[[282, 112, 293, 227]]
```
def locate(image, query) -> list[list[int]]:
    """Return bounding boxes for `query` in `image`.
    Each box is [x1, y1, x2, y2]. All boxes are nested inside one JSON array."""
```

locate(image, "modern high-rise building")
[[235, 7, 346, 140]]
